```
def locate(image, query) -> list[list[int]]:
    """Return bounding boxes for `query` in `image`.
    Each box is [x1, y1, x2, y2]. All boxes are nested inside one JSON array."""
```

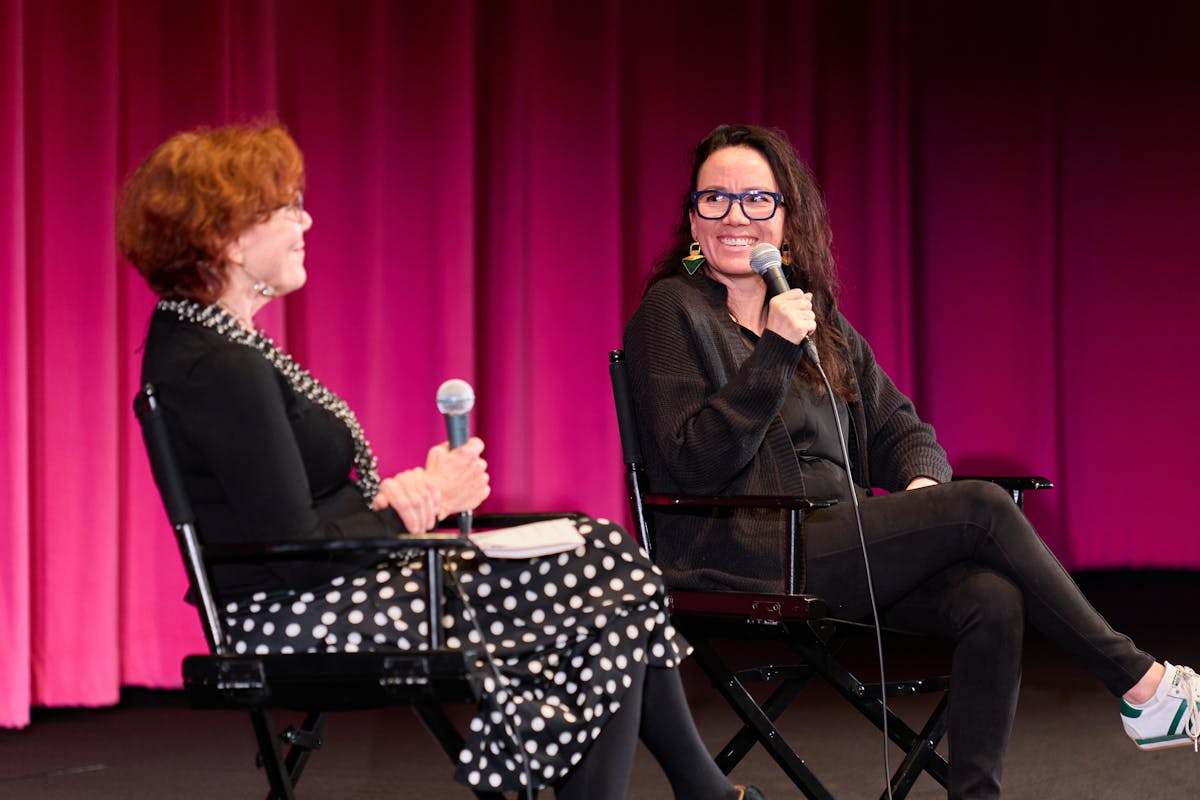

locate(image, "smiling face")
[[690, 145, 785, 288], [227, 201, 313, 298]]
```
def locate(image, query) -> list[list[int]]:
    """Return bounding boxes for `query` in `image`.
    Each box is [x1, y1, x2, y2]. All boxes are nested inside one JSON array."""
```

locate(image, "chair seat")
[[182, 649, 486, 711]]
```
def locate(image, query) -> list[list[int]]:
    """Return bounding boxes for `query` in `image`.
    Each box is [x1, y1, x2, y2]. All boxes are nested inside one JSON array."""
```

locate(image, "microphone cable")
[[445, 561, 537, 800], [749, 241, 894, 796], [432, 381, 540, 797], [811, 354, 895, 800]]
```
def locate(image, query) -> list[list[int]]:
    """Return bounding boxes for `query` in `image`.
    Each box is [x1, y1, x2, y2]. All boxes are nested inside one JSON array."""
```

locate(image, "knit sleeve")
[[842, 317, 952, 490], [623, 279, 805, 494]]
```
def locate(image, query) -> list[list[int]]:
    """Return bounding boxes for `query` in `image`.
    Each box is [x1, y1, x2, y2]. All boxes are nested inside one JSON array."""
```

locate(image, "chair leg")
[[283, 711, 326, 789], [884, 693, 949, 800], [784, 634, 950, 795], [689, 637, 837, 800], [248, 704, 523, 800], [713, 669, 811, 774], [247, 709, 327, 800], [411, 701, 466, 757], [678, 620, 951, 800], [249, 708, 296, 800]]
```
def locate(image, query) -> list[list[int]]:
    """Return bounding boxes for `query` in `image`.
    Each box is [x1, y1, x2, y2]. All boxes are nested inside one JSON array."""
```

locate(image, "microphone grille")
[[436, 378, 475, 415], [749, 242, 782, 276]]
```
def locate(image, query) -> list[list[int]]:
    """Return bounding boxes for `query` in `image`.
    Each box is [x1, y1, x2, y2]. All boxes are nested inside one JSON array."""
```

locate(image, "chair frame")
[[135, 383, 551, 800], [608, 349, 1051, 800]]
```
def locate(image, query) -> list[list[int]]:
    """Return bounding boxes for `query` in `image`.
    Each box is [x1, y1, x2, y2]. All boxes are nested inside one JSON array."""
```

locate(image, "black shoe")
[[736, 786, 766, 800]]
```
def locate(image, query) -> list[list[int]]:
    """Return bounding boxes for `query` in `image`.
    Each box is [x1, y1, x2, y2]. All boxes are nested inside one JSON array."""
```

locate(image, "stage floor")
[[3, 571, 1198, 799]]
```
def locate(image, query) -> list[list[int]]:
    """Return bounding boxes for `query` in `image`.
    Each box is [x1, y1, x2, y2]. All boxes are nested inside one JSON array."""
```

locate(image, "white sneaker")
[[1120, 662, 1200, 751]]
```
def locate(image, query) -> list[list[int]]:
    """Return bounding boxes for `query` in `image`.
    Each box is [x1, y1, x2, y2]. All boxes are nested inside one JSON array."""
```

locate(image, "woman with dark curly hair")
[[623, 123, 1198, 800], [119, 122, 764, 800]]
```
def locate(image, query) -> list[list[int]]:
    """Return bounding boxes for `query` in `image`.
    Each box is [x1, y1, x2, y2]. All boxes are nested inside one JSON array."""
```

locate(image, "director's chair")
[[608, 349, 1051, 799]]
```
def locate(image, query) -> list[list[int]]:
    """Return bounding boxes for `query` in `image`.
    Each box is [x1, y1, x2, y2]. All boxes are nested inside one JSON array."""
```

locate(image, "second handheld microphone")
[[749, 242, 820, 364]]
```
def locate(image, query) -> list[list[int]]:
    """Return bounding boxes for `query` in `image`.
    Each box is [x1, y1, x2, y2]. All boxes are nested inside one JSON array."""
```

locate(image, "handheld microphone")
[[749, 242, 819, 364], [435, 379, 475, 534]]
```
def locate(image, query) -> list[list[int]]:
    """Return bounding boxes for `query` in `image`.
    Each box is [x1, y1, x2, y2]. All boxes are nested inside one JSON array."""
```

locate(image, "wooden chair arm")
[[202, 536, 466, 564], [204, 511, 585, 565], [953, 475, 1053, 509], [642, 493, 837, 511], [953, 475, 1054, 492]]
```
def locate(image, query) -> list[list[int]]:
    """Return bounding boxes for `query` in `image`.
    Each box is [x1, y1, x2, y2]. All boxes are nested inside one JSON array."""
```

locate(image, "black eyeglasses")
[[690, 189, 783, 221]]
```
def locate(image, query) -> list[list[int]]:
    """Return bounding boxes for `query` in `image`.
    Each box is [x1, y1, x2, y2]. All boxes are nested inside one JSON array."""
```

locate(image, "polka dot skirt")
[[222, 516, 688, 792]]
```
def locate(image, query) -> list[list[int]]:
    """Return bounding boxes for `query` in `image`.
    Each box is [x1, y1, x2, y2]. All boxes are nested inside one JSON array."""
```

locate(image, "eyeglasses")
[[690, 189, 783, 221], [275, 192, 305, 221]]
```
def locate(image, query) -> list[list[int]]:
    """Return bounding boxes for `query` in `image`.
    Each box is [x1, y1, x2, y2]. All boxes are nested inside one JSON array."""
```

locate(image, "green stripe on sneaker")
[[1120, 698, 1143, 719], [1136, 733, 1189, 746], [1169, 699, 1187, 735]]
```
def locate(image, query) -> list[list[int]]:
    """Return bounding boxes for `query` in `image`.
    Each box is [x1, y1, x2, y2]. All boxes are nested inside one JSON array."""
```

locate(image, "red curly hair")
[[116, 122, 305, 303]]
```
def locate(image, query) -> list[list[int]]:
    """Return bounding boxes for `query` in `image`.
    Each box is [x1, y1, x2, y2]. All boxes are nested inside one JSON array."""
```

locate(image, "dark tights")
[[554, 663, 736, 800], [640, 665, 738, 798], [803, 480, 1155, 800]]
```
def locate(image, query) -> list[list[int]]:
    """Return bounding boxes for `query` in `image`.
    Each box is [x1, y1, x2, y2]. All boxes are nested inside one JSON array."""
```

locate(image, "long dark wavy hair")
[[648, 124, 856, 400]]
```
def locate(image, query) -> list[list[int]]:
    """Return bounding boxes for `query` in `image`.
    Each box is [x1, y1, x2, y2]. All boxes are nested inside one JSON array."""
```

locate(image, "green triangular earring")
[[681, 242, 706, 275]]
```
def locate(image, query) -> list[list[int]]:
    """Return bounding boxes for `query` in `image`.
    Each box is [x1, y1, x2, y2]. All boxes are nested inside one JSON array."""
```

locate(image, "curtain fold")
[[3, 0, 1199, 728], [2, 0, 32, 733], [25, 0, 122, 709]]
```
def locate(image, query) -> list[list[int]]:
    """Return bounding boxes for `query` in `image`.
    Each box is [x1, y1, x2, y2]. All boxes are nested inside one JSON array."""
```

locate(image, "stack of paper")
[[468, 517, 586, 559]]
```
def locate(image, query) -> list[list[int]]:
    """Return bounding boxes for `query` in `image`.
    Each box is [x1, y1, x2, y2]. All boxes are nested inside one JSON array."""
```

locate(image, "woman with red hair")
[[118, 122, 764, 800]]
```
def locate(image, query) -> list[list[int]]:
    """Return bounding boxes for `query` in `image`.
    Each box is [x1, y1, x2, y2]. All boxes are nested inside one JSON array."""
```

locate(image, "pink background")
[[3, 0, 1198, 727]]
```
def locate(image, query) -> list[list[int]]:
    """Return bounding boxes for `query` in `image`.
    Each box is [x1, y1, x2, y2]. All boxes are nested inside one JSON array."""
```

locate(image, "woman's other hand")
[[905, 476, 939, 490], [425, 436, 491, 518], [764, 289, 817, 345], [371, 468, 441, 533]]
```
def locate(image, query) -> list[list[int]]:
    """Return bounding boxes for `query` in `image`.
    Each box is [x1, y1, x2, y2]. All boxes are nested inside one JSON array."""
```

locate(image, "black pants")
[[553, 664, 736, 800], [802, 479, 1155, 800]]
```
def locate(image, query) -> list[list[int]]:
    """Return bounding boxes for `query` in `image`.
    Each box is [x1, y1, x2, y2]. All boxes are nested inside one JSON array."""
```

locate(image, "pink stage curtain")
[[3, 0, 1199, 727]]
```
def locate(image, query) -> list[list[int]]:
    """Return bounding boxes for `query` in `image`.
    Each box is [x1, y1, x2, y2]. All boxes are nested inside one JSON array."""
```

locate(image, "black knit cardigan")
[[623, 274, 951, 592]]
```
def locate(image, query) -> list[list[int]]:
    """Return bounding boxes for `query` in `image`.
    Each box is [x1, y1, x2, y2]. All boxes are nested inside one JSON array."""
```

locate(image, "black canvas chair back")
[[608, 349, 1051, 800], [134, 383, 522, 800]]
